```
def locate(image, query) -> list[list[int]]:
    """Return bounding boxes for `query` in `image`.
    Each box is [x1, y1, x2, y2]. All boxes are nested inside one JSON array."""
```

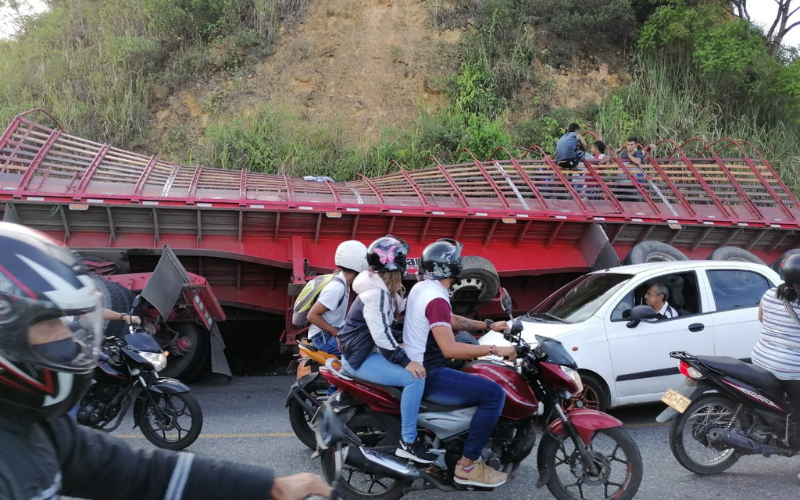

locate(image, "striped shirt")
[[752, 288, 800, 380], [657, 302, 678, 319]]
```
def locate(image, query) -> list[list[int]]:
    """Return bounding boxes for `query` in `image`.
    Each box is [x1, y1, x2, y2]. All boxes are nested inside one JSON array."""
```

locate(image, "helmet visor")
[[25, 297, 103, 372]]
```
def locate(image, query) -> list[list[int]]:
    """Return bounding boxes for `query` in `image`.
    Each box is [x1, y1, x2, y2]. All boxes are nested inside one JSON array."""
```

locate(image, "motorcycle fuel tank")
[[462, 361, 539, 420]]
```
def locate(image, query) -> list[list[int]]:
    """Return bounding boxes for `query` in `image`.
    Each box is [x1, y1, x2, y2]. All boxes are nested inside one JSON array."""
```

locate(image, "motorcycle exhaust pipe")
[[707, 427, 784, 457], [341, 446, 424, 481]]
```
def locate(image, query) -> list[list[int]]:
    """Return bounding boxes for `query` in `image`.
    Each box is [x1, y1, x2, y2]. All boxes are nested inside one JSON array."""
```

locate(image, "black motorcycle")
[[77, 296, 203, 450], [657, 348, 799, 474]]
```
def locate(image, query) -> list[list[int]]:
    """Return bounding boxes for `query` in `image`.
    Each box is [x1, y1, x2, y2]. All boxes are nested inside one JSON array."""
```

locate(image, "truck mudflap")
[[655, 379, 710, 423], [142, 246, 232, 379]]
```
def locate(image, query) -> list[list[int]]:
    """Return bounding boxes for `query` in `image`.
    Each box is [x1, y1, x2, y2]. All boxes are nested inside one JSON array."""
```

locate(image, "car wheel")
[[708, 246, 765, 265], [622, 241, 688, 265], [565, 372, 610, 413]]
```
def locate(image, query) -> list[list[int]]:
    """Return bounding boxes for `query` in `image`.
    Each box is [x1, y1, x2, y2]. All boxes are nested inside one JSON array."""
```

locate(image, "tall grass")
[[593, 56, 800, 192]]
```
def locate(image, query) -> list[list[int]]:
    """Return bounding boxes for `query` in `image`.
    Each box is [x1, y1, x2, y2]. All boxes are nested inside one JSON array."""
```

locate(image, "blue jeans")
[[423, 367, 505, 460], [311, 332, 342, 395], [342, 354, 424, 443]]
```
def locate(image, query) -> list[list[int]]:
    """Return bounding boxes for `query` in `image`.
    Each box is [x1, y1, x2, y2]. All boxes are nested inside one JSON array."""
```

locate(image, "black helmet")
[[780, 253, 800, 286], [420, 239, 463, 280], [0, 222, 103, 422], [367, 235, 410, 273]]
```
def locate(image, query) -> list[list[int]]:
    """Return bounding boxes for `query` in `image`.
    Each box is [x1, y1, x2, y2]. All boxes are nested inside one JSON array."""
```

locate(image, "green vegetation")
[[0, 0, 799, 192]]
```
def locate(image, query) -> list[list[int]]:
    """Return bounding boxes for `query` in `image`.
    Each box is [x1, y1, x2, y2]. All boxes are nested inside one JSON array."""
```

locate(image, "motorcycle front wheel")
[[135, 392, 203, 450], [320, 412, 407, 500], [539, 427, 643, 500], [289, 375, 331, 449], [669, 394, 744, 475]]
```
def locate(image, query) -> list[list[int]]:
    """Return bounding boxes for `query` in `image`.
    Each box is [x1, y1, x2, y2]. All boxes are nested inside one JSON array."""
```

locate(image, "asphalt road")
[[109, 375, 800, 500]]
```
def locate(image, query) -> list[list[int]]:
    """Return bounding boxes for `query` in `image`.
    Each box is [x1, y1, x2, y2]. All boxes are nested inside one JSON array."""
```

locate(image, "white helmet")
[[335, 240, 368, 273]]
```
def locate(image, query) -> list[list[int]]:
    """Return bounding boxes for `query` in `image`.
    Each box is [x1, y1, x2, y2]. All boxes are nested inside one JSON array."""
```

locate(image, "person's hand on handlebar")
[[271, 473, 332, 500], [496, 345, 517, 361], [489, 320, 508, 332]]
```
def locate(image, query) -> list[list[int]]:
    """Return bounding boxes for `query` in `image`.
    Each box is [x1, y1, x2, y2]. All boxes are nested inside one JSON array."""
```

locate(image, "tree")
[[726, 0, 800, 56]]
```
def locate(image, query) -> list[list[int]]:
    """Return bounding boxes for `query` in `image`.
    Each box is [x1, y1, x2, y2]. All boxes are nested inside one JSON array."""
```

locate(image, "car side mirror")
[[499, 288, 512, 315], [626, 305, 657, 328]]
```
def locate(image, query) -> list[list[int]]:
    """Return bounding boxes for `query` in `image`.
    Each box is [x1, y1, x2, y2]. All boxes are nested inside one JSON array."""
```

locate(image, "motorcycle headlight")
[[561, 366, 584, 396], [140, 351, 168, 372]]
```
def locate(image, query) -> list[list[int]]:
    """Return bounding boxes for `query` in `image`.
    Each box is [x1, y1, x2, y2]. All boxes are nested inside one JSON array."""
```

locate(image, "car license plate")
[[661, 389, 691, 413]]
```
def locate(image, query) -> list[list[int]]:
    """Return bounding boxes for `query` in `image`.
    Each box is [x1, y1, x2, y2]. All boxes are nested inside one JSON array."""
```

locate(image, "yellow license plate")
[[661, 388, 691, 413]]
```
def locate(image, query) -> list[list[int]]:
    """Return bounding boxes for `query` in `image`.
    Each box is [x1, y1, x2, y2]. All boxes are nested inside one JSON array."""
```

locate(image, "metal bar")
[[240, 169, 248, 202], [545, 221, 564, 248], [323, 180, 341, 204], [74, 143, 111, 194], [515, 220, 532, 247], [539, 158, 590, 215], [436, 165, 469, 208], [691, 227, 713, 252], [579, 160, 624, 214], [739, 153, 796, 221], [134, 157, 158, 198], [666, 228, 682, 245], [709, 155, 763, 220], [609, 224, 625, 244], [161, 164, 180, 198], [351, 215, 360, 240], [728, 138, 799, 221], [196, 210, 202, 245], [636, 225, 655, 244], [152, 209, 160, 245], [484, 219, 500, 247], [642, 153, 696, 218], [720, 228, 741, 247], [238, 211, 243, 243], [107, 207, 116, 241], [188, 166, 203, 200], [236, 261, 241, 291], [503, 153, 550, 211], [466, 155, 510, 210], [608, 157, 662, 216], [744, 231, 765, 251], [397, 168, 429, 207], [59, 206, 71, 241], [0, 119, 32, 176], [420, 217, 432, 241], [290, 236, 305, 284], [15, 129, 61, 194], [387, 215, 396, 234], [454, 218, 466, 241], [356, 175, 385, 205], [274, 212, 281, 243], [673, 154, 731, 218], [314, 213, 323, 244], [283, 174, 295, 202], [768, 231, 790, 253]]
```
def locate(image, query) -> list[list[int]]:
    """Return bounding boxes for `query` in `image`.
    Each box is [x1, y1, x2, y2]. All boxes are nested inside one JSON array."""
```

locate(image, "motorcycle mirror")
[[130, 295, 144, 317], [499, 288, 512, 315]]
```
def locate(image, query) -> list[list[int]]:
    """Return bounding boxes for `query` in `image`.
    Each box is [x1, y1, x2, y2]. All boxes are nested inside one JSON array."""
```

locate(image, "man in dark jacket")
[[0, 222, 331, 500]]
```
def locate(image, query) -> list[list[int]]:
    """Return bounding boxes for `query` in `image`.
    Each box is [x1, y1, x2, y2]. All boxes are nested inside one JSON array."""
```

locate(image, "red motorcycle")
[[315, 289, 643, 500]]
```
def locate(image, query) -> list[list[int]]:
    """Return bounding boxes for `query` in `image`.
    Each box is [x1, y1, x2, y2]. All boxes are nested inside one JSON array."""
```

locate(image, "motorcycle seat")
[[696, 355, 782, 391], [347, 374, 467, 413]]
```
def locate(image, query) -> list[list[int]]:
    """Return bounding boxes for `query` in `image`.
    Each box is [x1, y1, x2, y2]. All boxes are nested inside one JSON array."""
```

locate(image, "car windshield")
[[528, 273, 633, 323]]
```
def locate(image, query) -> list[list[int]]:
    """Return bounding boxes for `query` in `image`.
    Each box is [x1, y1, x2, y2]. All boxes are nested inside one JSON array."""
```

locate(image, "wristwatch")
[[484, 319, 494, 330], [488, 345, 498, 356]]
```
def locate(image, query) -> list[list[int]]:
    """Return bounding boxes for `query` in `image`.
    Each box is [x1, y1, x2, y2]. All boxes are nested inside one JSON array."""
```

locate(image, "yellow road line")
[[114, 432, 296, 439]]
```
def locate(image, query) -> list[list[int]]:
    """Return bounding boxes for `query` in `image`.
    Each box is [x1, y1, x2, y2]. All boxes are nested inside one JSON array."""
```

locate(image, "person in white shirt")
[[645, 283, 678, 319]]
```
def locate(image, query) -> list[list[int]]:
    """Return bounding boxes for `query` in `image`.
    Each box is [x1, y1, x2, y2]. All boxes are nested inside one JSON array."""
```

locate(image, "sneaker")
[[454, 460, 507, 488], [396, 438, 436, 464]]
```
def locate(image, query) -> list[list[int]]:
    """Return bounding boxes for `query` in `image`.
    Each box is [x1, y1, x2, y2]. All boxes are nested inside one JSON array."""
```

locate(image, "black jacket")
[[0, 415, 273, 500]]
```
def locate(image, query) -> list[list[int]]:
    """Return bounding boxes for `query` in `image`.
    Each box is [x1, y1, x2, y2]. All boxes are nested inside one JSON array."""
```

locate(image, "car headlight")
[[561, 366, 584, 395], [140, 351, 168, 372]]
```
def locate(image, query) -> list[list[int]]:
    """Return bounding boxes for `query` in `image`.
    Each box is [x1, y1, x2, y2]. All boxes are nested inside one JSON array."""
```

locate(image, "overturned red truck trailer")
[[1, 110, 798, 378]]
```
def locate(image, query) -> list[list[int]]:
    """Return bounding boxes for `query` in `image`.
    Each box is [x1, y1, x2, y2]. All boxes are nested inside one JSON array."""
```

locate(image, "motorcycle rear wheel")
[[670, 394, 744, 475], [136, 392, 203, 450], [320, 413, 407, 500], [540, 427, 643, 500]]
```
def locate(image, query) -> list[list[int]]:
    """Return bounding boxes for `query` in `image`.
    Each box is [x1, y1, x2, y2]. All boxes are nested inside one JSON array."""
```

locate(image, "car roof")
[[592, 260, 779, 278]]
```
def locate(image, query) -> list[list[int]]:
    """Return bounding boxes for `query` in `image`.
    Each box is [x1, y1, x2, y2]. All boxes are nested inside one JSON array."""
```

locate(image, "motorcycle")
[[313, 288, 643, 500], [287, 333, 484, 450], [656, 325, 800, 474], [77, 296, 204, 450]]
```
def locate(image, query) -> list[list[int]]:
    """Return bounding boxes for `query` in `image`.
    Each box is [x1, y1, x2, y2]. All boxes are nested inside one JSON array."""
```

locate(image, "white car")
[[484, 261, 781, 411]]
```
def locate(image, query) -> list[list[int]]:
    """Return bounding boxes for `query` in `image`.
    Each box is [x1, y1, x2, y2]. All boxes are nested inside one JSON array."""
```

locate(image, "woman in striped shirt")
[[751, 253, 800, 446]]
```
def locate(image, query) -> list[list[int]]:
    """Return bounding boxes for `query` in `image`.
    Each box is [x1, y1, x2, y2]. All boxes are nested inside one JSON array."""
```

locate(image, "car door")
[[606, 271, 714, 400], [705, 268, 774, 361]]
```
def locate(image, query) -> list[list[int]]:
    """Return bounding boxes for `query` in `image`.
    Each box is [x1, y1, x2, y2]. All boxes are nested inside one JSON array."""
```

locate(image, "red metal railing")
[[1, 112, 799, 228]]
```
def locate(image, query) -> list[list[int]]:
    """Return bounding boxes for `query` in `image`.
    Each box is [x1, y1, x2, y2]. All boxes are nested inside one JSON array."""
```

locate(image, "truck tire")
[[160, 324, 210, 382], [708, 246, 765, 265], [622, 241, 688, 265], [450, 256, 500, 313], [771, 249, 800, 273]]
